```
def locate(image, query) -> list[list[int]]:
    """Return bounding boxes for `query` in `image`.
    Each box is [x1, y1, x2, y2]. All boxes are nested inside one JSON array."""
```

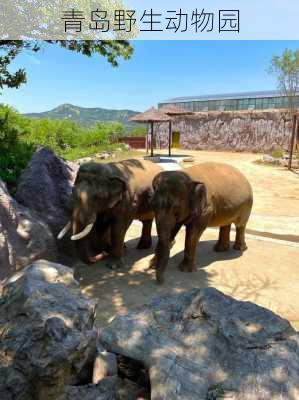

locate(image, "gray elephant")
[[58, 159, 162, 269], [150, 162, 253, 284]]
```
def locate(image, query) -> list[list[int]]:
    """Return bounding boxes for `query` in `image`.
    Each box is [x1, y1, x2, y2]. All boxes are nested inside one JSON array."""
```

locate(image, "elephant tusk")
[[71, 222, 94, 241], [57, 221, 71, 240]]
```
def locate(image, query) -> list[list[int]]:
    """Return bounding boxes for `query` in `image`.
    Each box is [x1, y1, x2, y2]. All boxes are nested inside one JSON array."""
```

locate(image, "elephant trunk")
[[155, 217, 173, 284]]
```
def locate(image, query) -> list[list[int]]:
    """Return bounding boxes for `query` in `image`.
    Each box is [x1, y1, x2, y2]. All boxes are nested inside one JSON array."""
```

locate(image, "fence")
[[119, 136, 146, 149]]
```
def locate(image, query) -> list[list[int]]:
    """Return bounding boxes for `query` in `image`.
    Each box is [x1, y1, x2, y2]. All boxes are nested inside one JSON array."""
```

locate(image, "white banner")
[[0, 0, 298, 40]]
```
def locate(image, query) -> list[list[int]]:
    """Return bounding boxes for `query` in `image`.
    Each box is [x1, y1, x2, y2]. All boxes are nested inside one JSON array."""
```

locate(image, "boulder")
[[62, 377, 148, 400], [62, 377, 118, 400], [61, 376, 150, 400], [92, 349, 118, 384], [99, 153, 111, 160], [0, 178, 56, 279], [15, 146, 79, 237], [0, 260, 98, 400], [99, 287, 299, 400], [262, 154, 276, 163], [77, 157, 93, 165]]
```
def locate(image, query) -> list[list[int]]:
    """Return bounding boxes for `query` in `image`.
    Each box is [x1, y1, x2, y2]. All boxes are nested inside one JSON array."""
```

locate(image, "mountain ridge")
[[24, 103, 142, 130]]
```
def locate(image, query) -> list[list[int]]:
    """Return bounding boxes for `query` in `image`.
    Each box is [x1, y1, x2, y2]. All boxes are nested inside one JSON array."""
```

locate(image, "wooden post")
[[168, 121, 172, 157], [150, 121, 154, 157], [288, 114, 297, 170], [146, 124, 149, 154]]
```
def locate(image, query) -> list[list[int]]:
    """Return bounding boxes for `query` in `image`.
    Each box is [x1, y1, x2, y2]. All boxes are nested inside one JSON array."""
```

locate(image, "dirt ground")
[[75, 150, 299, 329], [168, 149, 299, 239]]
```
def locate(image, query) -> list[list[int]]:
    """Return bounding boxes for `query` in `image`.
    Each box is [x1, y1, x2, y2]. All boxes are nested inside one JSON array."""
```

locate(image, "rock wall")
[[155, 110, 292, 152], [0, 178, 56, 279]]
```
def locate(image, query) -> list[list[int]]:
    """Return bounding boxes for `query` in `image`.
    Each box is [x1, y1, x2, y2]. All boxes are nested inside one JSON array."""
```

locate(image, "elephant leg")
[[137, 219, 153, 249], [234, 226, 247, 251], [148, 256, 157, 270], [155, 238, 171, 284], [106, 219, 132, 270], [170, 222, 183, 246], [179, 223, 204, 273], [148, 222, 182, 270], [214, 225, 231, 252], [76, 238, 94, 264]]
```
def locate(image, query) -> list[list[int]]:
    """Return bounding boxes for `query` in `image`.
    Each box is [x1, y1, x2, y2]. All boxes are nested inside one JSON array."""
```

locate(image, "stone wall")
[[154, 110, 292, 152]]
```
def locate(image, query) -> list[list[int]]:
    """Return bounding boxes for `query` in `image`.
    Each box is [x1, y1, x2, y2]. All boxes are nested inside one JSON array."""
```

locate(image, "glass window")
[[255, 98, 262, 109]]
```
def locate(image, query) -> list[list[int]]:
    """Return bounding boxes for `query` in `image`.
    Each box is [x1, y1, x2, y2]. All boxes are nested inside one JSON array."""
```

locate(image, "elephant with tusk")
[[150, 162, 253, 284], [58, 159, 162, 269]]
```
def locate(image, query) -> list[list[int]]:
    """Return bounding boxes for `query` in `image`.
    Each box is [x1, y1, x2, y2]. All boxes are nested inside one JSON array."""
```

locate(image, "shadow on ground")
[[73, 222, 298, 329]]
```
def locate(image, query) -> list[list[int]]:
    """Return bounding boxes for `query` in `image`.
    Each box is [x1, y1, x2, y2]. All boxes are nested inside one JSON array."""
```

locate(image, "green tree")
[[0, 106, 35, 185], [0, 40, 133, 90], [269, 49, 299, 168], [129, 126, 147, 137], [269, 49, 299, 114]]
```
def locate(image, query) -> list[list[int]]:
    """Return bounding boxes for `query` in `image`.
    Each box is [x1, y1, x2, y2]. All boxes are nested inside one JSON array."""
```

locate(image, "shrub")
[[129, 126, 147, 137], [0, 107, 35, 185], [0, 103, 129, 185], [271, 150, 284, 159], [0, 142, 35, 184]]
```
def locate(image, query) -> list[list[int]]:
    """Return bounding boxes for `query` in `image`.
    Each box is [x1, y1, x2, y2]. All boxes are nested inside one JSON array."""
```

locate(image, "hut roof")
[[130, 107, 172, 123], [159, 104, 194, 115]]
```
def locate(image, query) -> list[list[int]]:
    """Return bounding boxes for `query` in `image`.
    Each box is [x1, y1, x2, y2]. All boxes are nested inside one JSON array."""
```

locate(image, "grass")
[[59, 143, 124, 161], [270, 150, 284, 159]]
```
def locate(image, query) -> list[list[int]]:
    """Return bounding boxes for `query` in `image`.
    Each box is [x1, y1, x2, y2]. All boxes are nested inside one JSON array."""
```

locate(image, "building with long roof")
[[159, 90, 299, 112]]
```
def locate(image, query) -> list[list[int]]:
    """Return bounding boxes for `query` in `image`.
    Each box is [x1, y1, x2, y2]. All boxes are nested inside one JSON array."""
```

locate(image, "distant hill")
[[24, 103, 142, 131]]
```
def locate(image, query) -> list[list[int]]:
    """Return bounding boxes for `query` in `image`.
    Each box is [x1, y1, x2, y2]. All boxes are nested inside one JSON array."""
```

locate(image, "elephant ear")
[[107, 176, 128, 208], [152, 172, 164, 191], [189, 181, 208, 219]]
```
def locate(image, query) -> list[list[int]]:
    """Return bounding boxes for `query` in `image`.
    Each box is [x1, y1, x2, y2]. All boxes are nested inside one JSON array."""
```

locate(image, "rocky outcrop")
[[15, 147, 79, 262], [0, 260, 98, 400], [15, 147, 78, 237], [0, 178, 56, 279], [0, 260, 150, 400], [100, 287, 299, 400], [155, 110, 292, 152], [62, 377, 148, 400], [1, 260, 298, 400]]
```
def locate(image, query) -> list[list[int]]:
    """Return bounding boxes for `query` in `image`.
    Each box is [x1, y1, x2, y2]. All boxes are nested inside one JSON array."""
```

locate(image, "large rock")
[[0, 178, 56, 279], [15, 147, 79, 237], [99, 287, 299, 400], [62, 377, 148, 400], [0, 260, 98, 400]]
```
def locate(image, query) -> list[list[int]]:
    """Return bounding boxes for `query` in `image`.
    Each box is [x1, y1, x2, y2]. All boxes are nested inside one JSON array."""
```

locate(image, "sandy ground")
[[161, 149, 299, 239], [75, 150, 299, 330]]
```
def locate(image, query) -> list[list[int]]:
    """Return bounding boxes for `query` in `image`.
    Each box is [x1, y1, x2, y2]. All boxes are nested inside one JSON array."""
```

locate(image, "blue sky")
[[1, 41, 298, 113]]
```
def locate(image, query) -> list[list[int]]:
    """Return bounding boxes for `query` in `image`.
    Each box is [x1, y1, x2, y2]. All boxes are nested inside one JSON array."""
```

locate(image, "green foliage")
[[0, 105, 35, 184], [269, 49, 299, 111], [22, 118, 126, 156], [271, 150, 284, 159], [0, 104, 129, 184], [129, 126, 147, 137], [61, 143, 123, 161], [0, 40, 133, 90], [0, 41, 38, 89], [54, 40, 133, 68]]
